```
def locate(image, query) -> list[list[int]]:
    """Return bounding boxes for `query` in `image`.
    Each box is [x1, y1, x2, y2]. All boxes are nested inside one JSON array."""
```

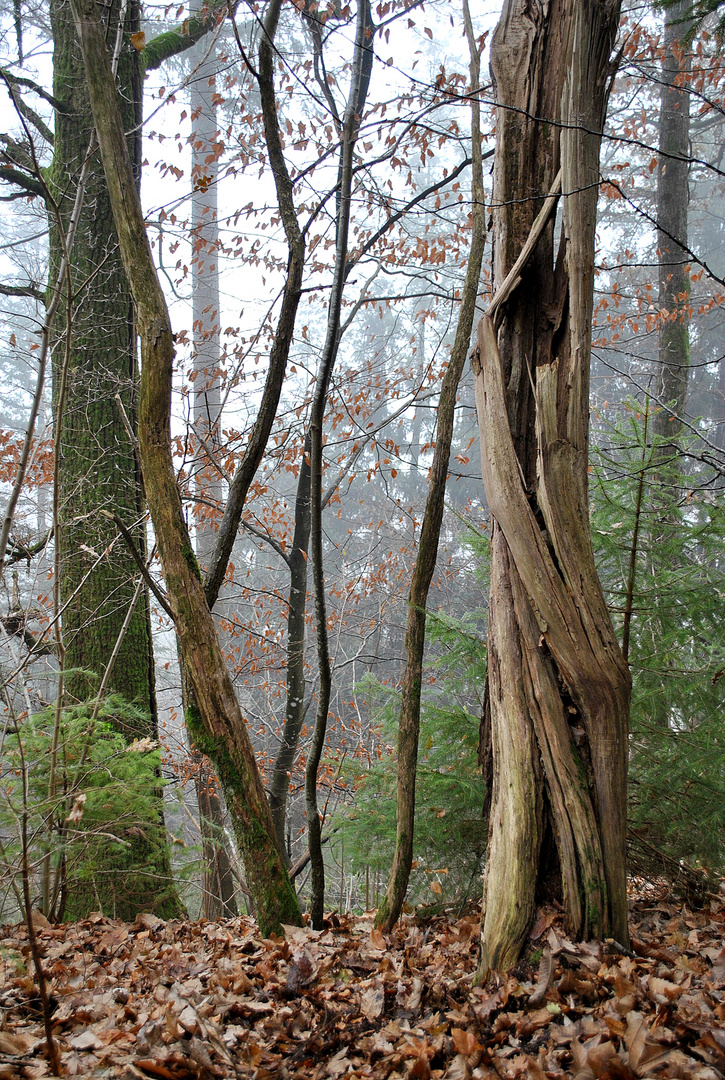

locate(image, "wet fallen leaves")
[[2, 887, 725, 1079]]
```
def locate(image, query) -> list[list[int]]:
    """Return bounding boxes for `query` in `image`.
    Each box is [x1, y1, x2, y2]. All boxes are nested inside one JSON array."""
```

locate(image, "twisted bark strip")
[[472, 0, 629, 977]]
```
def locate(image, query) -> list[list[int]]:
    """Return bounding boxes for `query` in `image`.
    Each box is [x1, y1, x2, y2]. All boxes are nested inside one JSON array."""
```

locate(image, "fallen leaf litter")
[[1, 885, 725, 1079]]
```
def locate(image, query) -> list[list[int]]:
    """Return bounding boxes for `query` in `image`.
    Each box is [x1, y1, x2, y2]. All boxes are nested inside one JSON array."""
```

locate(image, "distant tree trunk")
[[48, 0, 178, 919], [194, 750, 238, 918], [189, 0, 238, 921], [472, 0, 630, 978], [653, 0, 691, 455], [305, 0, 373, 929], [268, 435, 311, 858], [375, 0, 486, 931], [70, 0, 302, 936]]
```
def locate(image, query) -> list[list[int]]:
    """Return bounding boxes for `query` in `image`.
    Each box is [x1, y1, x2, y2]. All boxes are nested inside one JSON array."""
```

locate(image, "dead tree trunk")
[[472, 0, 630, 977]]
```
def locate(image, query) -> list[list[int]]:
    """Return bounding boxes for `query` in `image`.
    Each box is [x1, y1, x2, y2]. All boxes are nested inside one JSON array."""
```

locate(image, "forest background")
[[0, 0, 724, 957]]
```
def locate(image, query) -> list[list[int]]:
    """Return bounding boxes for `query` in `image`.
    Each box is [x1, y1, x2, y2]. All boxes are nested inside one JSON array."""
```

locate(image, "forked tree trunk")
[[472, 0, 630, 977]]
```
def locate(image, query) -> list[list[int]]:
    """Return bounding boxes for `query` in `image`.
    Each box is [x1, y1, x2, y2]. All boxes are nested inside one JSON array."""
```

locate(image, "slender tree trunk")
[[193, 749, 238, 918], [305, 0, 373, 929], [653, 0, 692, 455], [269, 435, 311, 857], [472, 0, 629, 978], [69, 0, 302, 935], [189, 0, 238, 920], [375, 0, 486, 931]]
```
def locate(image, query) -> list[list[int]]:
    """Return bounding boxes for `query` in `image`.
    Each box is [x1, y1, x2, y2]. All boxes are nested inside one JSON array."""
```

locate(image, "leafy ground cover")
[[2, 883, 725, 1079]]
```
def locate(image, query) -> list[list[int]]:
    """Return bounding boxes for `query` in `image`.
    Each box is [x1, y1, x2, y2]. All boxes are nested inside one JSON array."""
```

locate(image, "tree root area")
[[2, 881, 725, 1079]]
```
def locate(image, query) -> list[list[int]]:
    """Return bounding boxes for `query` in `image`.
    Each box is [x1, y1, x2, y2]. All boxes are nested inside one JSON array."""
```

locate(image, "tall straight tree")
[[44, 0, 225, 727], [472, 0, 630, 975], [48, 0, 153, 731], [653, 0, 692, 453], [188, 0, 238, 921]]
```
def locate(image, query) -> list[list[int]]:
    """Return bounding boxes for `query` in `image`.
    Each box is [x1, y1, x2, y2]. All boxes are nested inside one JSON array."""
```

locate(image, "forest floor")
[[1, 882, 725, 1079]]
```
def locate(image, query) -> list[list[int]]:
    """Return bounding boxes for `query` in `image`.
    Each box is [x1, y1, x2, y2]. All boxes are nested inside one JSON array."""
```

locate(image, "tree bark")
[[188, 0, 238, 921], [48, 0, 154, 733], [193, 747, 239, 919], [472, 0, 630, 978], [305, 0, 373, 928], [69, 0, 301, 936], [47, 0, 179, 919], [269, 435, 311, 857], [653, 0, 692, 455]]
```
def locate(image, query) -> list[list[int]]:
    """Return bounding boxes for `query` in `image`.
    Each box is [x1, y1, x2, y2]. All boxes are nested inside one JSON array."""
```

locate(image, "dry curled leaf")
[[528, 944, 554, 1007]]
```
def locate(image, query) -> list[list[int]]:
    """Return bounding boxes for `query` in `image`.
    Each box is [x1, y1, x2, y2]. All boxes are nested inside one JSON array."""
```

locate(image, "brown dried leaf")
[[613, 970, 637, 1014], [444, 1053, 470, 1080], [286, 948, 315, 994], [0, 1030, 37, 1055], [708, 946, 725, 987], [528, 945, 554, 1008], [451, 1028, 482, 1057], [68, 1029, 104, 1051], [370, 927, 386, 950], [360, 983, 385, 1020]]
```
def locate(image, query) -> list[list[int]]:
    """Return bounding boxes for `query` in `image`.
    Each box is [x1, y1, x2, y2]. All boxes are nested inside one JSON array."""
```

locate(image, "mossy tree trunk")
[[69, 0, 302, 936], [472, 0, 630, 978], [47, 0, 180, 919], [48, 0, 153, 731]]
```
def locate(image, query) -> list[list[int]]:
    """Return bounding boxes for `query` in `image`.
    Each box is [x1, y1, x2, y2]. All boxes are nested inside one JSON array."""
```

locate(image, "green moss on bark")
[[47, 0, 177, 916]]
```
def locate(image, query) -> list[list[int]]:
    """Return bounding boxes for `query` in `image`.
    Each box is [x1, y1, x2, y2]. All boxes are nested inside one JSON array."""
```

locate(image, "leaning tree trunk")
[[69, 0, 302, 937], [472, 0, 630, 978]]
